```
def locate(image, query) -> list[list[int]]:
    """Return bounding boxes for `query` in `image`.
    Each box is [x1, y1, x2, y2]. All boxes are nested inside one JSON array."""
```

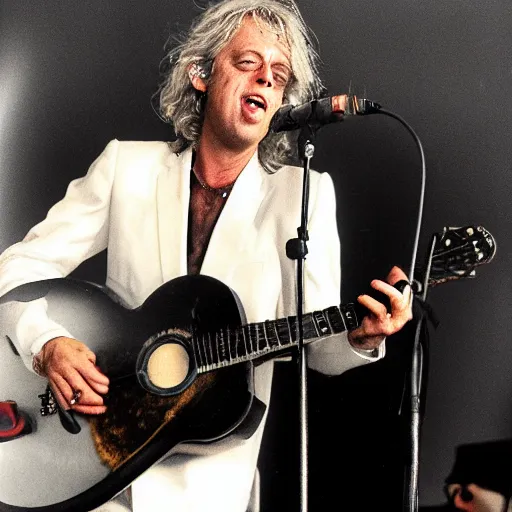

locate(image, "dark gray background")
[[0, 0, 511, 509]]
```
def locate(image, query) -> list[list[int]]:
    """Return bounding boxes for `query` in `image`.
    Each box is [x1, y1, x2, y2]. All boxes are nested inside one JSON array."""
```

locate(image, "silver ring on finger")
[[69, 389, 82, 406]]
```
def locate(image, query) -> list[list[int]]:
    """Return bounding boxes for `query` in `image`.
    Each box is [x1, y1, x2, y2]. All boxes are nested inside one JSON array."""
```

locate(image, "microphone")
[[270, 94, 382, 133]]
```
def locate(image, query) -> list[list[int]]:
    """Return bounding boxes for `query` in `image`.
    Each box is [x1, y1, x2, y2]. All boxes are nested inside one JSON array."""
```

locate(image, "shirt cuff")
[[349, 338, 386, 360]]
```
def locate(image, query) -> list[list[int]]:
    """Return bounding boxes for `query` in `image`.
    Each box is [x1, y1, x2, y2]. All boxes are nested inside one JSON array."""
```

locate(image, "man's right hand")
[[33, 337, 109, 415]]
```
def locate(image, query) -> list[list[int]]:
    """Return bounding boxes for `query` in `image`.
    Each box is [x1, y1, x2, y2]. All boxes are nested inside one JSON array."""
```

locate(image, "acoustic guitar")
[[0, 225, 495, 511]]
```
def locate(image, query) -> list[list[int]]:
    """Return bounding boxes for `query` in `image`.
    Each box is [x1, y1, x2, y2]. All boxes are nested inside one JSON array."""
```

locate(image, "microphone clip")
[[344, 95, 382, 116]]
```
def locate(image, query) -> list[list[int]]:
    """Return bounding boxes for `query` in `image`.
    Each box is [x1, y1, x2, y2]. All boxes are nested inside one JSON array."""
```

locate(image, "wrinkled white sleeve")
[[305, 171, 385, 375], [0, 140, 119, 371]]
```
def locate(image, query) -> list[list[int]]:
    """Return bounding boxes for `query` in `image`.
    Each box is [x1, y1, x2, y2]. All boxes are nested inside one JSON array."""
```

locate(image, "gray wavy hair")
[[158, 0, 325, 172]]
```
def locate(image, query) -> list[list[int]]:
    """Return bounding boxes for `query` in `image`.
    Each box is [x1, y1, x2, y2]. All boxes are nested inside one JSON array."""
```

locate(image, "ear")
[[188, 63, 208, 92]]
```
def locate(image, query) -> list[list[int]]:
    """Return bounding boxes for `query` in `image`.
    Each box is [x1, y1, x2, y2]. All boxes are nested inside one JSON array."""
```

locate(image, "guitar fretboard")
[[192, 304, 358, 373]]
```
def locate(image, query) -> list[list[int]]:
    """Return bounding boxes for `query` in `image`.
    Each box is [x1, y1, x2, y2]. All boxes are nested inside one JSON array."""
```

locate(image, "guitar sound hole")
[[146, 343, 190, 390]]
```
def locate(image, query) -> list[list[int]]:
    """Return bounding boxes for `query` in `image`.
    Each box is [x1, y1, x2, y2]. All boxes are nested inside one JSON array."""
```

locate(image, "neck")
[[192, 301, 359, 373], [194, 132, 257, 189]]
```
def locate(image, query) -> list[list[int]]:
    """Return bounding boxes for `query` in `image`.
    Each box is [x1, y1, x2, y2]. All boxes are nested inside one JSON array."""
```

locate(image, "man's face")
[[196, 16, 292, 152]]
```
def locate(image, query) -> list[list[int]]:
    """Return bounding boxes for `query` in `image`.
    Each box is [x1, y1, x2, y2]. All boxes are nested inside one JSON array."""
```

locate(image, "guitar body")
[[0, 276, 260, 511], [0, 224, 496, 511]]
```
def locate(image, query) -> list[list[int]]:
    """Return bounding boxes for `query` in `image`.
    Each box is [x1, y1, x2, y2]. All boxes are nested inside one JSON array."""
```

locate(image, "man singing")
[[0, 1, 412, 510]]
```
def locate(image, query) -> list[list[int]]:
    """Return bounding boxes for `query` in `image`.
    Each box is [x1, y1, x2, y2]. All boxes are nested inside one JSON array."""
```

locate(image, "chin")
[[225, 128, 267, 151]]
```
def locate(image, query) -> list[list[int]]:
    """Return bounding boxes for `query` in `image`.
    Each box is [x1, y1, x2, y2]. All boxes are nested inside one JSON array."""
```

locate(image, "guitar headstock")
[[427, 226, 496, 288]]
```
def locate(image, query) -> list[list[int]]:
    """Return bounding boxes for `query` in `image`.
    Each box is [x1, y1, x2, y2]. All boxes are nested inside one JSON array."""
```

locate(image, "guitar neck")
[[192, 303, 359, 373]]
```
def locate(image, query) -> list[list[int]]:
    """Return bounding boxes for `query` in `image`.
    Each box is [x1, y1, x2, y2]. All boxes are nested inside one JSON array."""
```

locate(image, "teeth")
[[246, 97, 265, 109]]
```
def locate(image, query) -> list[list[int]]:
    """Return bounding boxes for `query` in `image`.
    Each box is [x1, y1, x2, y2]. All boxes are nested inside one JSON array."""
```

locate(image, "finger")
[[54, 366, 106, 408], [371, 279, 413, 318], [387, 285, 413, 319], [50, 372, 102, 410], [66, 371, 106, 407], [80, 376, 109, 396], [51, 374, 106, 415], [79, 346, 108, 380], [71, 343, 108, 383], [71, 403, 107, 415], [48, 377, 71, 411], [359, 301, 405, 336], [78, 361, 110, 391], [357, 294, 389, 319], [387, 265, 409, 283], [371, 279, 405, 302], [402, 284, 413, 307], [85, 379, 109, 396], [73, 345, 109, 387], [81, 347, 97, 365], [50, 371, 83, 408]]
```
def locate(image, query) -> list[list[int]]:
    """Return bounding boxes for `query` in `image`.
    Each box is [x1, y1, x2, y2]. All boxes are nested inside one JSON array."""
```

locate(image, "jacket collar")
[[156, 146, 264, 283]]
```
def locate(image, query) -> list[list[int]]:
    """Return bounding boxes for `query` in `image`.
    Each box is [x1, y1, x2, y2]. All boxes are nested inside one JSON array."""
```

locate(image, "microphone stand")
[[405, 233, 437, 511], [373, 108, 426, 512], [286, 123, 318, 512], [279, 97, 427, 511]]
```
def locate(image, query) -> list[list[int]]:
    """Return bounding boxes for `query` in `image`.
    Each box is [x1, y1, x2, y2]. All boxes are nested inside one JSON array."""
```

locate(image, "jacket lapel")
[[156, 148, 192, 282], [200, 151, 264, 284]]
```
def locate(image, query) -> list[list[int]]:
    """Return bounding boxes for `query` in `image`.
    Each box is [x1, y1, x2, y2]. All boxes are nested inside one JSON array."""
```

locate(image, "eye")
[[273, 72, 290, 87], [237, 59, 258, 70], [272, 67, 291, 87]]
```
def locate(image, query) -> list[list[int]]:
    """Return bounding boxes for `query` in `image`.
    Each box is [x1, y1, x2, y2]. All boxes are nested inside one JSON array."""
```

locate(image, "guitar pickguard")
[[89, 371, 216, 470]]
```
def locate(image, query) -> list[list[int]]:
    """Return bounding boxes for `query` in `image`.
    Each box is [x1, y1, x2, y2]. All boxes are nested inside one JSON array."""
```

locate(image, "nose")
[[256, 62, 273, 88]]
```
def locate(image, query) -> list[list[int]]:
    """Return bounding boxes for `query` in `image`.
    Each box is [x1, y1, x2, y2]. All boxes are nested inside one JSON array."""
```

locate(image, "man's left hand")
[[348, 266, 413, 350]]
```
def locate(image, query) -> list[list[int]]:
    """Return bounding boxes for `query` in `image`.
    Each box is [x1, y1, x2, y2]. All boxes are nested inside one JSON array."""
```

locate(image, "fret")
[[227, 326, 236, 361], [230, 328, 237, 359], [302, 313, 319, 340], [249, 323, 257, 353], [275, 318, 291, 347], [216, 330, 222, 364], [264, 320, 280, 349], [261, 323, 267, 351], [235, 328, 243, 359], [237, 326, 247, 358], [312, 310, 332, 337], [189, 336, 198, 367], [243, 324, 252, 355], [191, 334, 198, 367], [243, 325, 250, 357], [192, 302, 358, 372], [198, 334, 208, 366], [207, 332, 214, 367], [218, 328, 228, 364], [232, 327, 238, 361], [199, 333, 207, 368], [248, 323, 258, 355], [255, 323, 267, 352], [340, 304, 358, 331], [212, 332, 220, 365], [256, 322, 264, 353], [288, 316, 297, 342], [193, 334, 203, 368], [325, 306, 347, 334]]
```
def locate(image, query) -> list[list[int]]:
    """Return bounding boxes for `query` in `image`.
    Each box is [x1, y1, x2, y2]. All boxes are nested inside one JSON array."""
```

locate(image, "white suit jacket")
[[0, 140, 383, 511]]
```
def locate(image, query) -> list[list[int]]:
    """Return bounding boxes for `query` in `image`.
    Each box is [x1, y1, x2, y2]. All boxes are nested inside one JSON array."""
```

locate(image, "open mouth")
[[244, 95, 267, 111]]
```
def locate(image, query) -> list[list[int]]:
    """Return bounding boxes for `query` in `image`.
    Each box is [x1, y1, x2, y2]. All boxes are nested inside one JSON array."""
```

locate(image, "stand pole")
[[286, 126, 317, 512], [405, 233, 438, 511]]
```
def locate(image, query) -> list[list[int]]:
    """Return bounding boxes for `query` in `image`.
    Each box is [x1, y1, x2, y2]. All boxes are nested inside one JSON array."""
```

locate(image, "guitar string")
[[195, 306, 351, 372]]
